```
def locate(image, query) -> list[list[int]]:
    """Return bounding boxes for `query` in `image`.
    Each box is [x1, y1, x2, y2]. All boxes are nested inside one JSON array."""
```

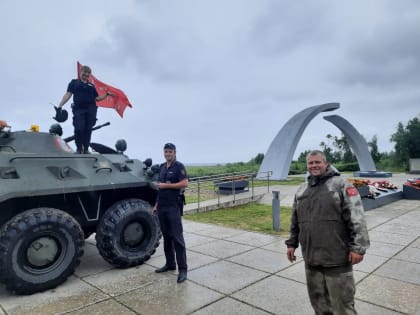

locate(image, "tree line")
[[294, 114, 420, 173], [186, 114, 420, 177]]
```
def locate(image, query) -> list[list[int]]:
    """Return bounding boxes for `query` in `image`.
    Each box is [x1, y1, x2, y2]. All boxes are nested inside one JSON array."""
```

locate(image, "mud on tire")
[[96, 198, 161, 268], [0, 208, 84, 294]]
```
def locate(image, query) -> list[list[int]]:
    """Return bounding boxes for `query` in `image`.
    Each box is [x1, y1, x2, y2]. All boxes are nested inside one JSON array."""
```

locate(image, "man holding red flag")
[[58, 63, 132, 153], [58, 65, 111, 153], [77, 62, 132, 118]]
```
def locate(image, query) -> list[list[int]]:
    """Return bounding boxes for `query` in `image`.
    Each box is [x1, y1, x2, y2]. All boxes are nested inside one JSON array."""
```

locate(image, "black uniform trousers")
[[72, 106, 97, 152], [157, 205, 187, 271]]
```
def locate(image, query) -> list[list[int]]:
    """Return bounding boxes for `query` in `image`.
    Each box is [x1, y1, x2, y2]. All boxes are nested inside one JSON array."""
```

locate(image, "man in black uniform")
[[58, 65, 110, 154], [153, 143, 189, 283]]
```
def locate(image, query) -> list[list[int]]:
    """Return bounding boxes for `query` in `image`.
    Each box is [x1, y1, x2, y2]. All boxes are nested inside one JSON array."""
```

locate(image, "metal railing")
[[185, 171, 272, 210]]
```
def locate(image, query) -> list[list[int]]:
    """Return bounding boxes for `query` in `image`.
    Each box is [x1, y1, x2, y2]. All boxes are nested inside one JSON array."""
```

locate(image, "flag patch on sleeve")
[[346, 186, 359, 196]]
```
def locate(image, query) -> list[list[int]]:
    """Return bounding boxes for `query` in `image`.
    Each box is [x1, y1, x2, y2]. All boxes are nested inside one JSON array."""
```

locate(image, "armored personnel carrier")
[[0, 122, 161, 294]]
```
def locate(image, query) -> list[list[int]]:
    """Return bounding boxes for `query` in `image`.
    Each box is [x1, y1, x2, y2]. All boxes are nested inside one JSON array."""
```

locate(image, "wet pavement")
[[0, 175, 419, 314]]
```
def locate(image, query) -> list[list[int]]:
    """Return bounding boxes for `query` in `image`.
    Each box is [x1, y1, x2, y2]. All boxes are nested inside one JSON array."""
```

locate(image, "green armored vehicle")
[[0, 122, 161, 294]]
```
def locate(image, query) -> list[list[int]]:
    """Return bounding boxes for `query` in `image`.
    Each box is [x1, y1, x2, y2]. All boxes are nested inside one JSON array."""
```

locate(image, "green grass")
[[185, 195, 201, 203], [184, 177, 305, 204], [252, 178, 305, 186], [184, 202, 292, 236], [186, 164, 260, 177]]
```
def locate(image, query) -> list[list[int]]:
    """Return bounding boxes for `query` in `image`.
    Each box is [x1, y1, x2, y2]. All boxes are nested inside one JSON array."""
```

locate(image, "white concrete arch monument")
[[258, 103, 340, 180], [323, 115, 376, 171]]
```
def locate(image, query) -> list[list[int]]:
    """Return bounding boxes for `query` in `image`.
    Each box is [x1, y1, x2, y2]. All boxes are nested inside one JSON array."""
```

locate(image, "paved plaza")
[[0, 176, 419, 314]]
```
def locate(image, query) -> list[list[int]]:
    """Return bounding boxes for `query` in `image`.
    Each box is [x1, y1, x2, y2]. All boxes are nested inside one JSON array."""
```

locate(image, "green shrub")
[[335, 162, 359, 172], [289, 161, 306, 175]]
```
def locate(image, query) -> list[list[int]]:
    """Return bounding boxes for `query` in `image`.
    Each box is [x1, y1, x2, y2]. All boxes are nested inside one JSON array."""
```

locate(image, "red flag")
[[77, 62, 132, 117]]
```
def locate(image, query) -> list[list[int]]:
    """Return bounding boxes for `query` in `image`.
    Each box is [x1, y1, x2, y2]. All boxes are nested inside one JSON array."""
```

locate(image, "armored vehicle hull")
[[0, 125, 161, 294]]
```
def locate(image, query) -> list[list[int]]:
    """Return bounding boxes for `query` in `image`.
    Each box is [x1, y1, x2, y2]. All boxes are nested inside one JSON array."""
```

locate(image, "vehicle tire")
[[96, 198, 161, 268], [0, 208, 84, 294]]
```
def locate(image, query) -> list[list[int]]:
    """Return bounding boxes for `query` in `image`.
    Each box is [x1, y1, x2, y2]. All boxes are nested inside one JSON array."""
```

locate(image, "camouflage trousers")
[[305, 264, 357, 315]]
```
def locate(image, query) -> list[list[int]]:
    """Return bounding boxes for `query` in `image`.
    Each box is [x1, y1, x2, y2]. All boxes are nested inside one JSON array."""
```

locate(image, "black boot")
[[177, 270, 187, 283], [155, 265, 176, 273]]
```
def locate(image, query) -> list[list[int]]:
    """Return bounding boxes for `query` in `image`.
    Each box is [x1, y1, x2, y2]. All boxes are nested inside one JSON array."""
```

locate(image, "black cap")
[[164, 143, 176, 150]]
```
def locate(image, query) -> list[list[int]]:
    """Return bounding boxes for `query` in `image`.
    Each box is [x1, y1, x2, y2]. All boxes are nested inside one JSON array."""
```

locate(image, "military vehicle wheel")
[[0, 208, 84, 294], [96, 198, 160, 268]]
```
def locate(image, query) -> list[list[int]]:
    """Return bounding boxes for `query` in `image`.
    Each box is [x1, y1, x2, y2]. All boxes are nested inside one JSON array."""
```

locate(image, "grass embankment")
[[184, 163, 299, 235], [185, 203, 292, 236], [184, 177, 305, 204]]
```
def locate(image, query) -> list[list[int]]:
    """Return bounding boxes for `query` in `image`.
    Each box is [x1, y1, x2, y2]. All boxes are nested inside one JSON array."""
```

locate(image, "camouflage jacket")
[[285, 167, 370, 267]]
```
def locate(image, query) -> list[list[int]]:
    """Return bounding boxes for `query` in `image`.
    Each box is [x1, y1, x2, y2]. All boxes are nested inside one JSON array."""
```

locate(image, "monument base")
[[214, 180, 249, 195], [353, 171, 392, 178], [362, 190, 403, 211], [403, 184, 420, 200]]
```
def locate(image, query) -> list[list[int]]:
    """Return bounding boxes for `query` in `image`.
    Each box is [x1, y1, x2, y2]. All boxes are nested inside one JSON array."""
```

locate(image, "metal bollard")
[[272, 190, 280, 231]]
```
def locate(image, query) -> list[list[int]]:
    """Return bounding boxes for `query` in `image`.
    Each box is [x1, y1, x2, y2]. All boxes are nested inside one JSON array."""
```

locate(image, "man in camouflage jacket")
[[286, 150, 370, 315]]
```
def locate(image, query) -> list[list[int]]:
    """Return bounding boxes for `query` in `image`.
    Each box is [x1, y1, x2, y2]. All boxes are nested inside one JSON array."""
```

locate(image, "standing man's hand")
[[348, 251, 364, 265], [287, 247, 297, 262], [152, 205, 158, 215]]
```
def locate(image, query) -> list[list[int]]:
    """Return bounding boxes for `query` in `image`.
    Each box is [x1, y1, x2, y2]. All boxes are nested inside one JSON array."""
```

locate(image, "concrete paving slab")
[[193, 225, 246, 239], [0, 276, 107, 315], [146, 249, 219, 271], [374, 258, 420, 286], [74, 253, 114, 278], [188, 260, 268, 294], [356, 275, 420, 314], [232, 275, 313, 315], [371, 206, 413, 219], [260, 238, 303, 257], [189, 239, 254, 259], [260, 237, 288, 253], [367, 241, 405, 257], [184, 232, 219, 247], [411, 237, 420, 248], [368, 230, 418, 246], [353, 271, 369, 284], [353, 254, 389, 273], [391, 216, 420, 229], [85, 233, 96, 244], [355, 299, 404, 315], [115, 278, 223, 315], [153, 242, 165, 257], [277, 260, 306, 284], [363, 214, 391, 229], [227, 248, 300, 273], [183, 220, 215, 233], [83, 264, 163, 296], [65, 298, 136, 314], [276, 266, 369, 289], [372, 222, 420, 236], [395, 246, 420, 263], [224, 231, 280, 247], [145, 252, 167, 270], [190, 297, 271, 315], [83, 242, 100, 257], [0, 198, 418, 314], [395, 205, 420, 215], [382, 200, 420, 211], [257, 185, 297, 207]]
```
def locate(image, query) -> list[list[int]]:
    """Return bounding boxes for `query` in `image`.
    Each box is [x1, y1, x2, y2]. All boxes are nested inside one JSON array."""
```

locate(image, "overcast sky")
[[1, 0, 419, 164]]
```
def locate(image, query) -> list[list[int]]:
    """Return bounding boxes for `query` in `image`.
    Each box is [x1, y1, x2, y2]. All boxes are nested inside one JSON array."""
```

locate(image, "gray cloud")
[[1, 0, 419, 164], [333, 4, 420, 88], [247, 1, 334, 56]]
